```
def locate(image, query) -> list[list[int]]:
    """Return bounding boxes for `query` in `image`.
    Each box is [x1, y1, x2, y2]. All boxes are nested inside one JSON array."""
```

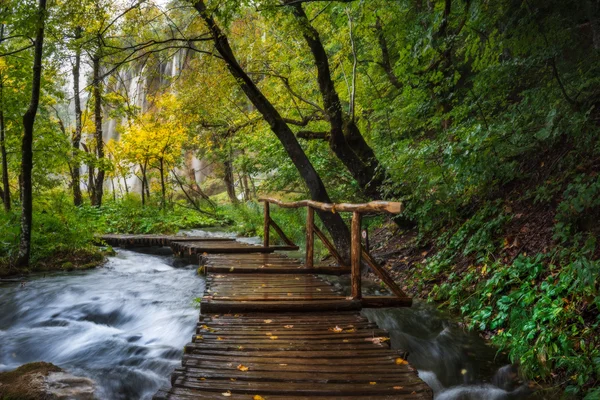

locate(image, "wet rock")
[[45, 372, 95, 399], [0, 362, 95, 400]]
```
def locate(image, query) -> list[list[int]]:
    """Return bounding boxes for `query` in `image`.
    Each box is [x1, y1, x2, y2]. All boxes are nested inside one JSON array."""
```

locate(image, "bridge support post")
[[263, 201, 270, 248], [306, 207, 314, 268], [351, 211, 362, 299]]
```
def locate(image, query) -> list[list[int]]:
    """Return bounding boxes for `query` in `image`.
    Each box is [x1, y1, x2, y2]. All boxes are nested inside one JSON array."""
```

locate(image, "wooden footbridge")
[[101, 199, 432, 399]]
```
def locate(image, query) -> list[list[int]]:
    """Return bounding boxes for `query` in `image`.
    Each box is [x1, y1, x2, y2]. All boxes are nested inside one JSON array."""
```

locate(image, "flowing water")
[[0, 249, 203, 400], [0, 231, 557, 399]]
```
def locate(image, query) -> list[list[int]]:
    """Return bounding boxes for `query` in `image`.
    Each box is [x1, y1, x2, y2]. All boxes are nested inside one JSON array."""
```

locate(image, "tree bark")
[[0, 25, 10, 212], [71, 26, 83, 206], [16, 0, 46, 267], [140, 163, 147, 206], [0, 79, 10, 213], [291, 4, 384, 200], [374, 16, 402, 89], [91, 53, 104, 206], [223, 158, 238, 204], [159, 158, 166, 209], [193, 0, 351, 260]]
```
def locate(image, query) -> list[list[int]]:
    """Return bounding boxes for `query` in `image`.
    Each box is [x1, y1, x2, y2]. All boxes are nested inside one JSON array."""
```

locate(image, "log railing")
[[259, 197, 407, 300]]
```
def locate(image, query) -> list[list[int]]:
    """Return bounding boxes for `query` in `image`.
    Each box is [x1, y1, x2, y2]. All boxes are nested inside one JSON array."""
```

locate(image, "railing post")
[[306, 207, 314, 268], [263, 201, 270, 248], [351, 211, 362, 299]]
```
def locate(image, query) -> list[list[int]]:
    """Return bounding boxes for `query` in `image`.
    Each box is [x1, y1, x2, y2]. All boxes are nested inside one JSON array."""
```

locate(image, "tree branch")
[[297, 130, 329, 140]]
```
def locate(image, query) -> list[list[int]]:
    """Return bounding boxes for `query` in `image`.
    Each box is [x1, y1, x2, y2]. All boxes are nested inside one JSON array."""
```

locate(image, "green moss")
[[0, 362, 62, 400]]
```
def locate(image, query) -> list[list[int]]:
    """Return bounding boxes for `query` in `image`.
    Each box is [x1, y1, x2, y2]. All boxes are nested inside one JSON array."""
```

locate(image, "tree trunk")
[[88, 162, 95, 199], [16, 0, 46, 267], [185, 150, 201, 192], [291, 4, 384, 200], [140, 163, 146, 206], [122, 174, 128, 195], [159, 158, 166, 209], [193, 1, 351, 260], [0, 25, 10, 212], [223, 158, 238, 204], [0, 74, 10, 212], [91, 53, 104, 207], [71, 26, 83, 206], [241, 171, 251, 201]]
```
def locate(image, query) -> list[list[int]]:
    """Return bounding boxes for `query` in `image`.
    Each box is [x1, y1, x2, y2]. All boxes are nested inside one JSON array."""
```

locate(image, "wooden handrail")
[[258, 197, 403, 214], [260, 197, 407, 302]]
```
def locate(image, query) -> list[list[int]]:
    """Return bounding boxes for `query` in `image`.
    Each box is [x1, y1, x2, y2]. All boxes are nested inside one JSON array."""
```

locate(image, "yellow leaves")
[[283, 325, 294, 329], [369, 381, 377, 385], [329, 326, 343, 333], [217, 337, 224, 341], [237, 364, 249, 371], [395, 358, 409, 365], [265, 332, 272, 336], [269, 336, 278, 340], [253, 396, 266, 400], [222, 390, 232, 396], [195, 335, 203, 340], [263, 319, 273, 324], [366, 337, 389, 346], [393, 386, 403, 390], [200, 324, 217, 333]]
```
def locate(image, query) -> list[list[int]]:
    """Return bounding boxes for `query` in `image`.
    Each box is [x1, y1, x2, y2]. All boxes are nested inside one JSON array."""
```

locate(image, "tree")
[[288, 3, 385, 200], [16, 0, 47, 267], [119, 93, 185, 208], [192, 0, 352, 259]]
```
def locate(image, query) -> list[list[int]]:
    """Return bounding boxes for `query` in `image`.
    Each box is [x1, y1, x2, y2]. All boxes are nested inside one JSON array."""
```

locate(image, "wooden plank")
[[362, 249, 409, 299], [351, 211, 362, 299], [202, 299, 361, 313], [258, 197, 404, 214], [206, 265, 350, 275], [269, 218, 297, 248], [306, 207, 314, 268], [313, 224, 347, 267], [263, 201, 270, 247]]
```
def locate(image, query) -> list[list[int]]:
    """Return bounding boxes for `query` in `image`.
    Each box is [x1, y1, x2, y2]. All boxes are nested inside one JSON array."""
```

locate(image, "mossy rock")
[[0, 362, 62, 400], [61, 262, 74, 270]]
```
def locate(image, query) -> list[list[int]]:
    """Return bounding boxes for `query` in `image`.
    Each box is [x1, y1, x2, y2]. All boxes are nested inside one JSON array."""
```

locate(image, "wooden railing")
[[259, 197, 407, 300]]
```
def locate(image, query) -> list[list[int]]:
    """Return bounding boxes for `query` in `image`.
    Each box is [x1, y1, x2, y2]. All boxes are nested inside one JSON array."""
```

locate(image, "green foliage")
[[81, 195, 221, 234], [0, 192, 222, 274], [426, 240, 600, 395]]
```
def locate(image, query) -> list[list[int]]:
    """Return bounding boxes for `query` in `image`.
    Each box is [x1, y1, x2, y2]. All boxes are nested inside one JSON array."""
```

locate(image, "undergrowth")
[[0, 193, 222, 275], [406, 172, 600, 398]]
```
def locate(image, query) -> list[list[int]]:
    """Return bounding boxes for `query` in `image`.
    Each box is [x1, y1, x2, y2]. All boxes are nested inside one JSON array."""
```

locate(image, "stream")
[[0, 231, 553, 399], [0, 248, 202, 399]]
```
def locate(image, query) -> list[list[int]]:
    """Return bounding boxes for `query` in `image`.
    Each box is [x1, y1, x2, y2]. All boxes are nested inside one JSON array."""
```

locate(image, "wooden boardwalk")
[[100, 234, 297, 256], [151, 249, 431, 399]]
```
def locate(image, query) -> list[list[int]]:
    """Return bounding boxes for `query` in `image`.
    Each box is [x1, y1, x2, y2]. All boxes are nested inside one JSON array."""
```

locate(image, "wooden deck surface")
[[100, 234, 297, 255], [151, 246, 430, 399]]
